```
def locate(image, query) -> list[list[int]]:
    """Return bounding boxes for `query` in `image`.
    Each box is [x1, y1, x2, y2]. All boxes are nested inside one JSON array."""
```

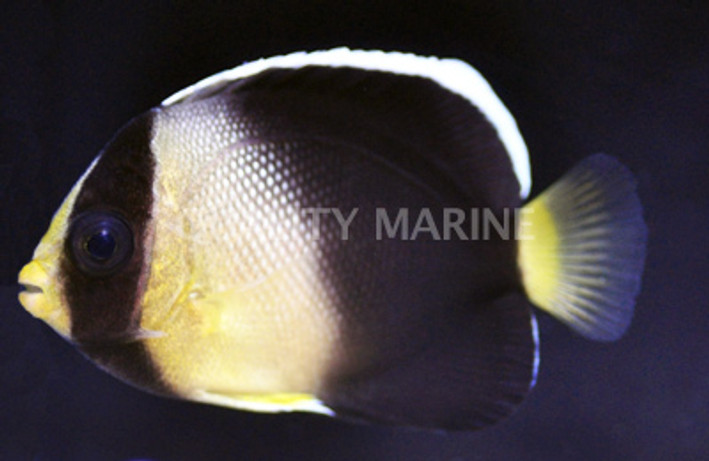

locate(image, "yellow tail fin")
[[518, 154, 647, 341]]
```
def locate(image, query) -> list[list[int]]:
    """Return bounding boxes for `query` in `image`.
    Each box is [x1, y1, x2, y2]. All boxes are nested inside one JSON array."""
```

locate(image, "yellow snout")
[[18, 260, 71, 337]]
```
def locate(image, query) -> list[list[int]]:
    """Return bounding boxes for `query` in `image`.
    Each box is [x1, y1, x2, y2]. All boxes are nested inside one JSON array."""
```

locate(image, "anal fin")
[[321, 293, 536, 430]]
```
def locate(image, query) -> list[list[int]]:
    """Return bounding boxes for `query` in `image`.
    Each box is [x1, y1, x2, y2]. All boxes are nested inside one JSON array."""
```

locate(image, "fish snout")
[[18, 260, 52, 319]]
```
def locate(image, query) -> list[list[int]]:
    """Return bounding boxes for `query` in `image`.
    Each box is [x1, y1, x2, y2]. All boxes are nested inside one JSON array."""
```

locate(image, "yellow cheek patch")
[[18, 155, 102, 340]]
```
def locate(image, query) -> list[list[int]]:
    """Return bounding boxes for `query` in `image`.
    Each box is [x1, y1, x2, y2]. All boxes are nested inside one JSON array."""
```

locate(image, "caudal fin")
[[518, 154, 647, 341]]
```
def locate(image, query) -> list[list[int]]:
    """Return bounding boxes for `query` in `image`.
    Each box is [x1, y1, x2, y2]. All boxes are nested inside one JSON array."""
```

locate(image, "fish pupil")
[[85, 229, 117, 261]]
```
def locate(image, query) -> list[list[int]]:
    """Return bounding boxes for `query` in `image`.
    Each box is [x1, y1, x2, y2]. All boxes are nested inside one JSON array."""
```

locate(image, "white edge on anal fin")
[[161, 47, 531, 198], [530, 312, 540, 390], [193, 390, 335, 416]]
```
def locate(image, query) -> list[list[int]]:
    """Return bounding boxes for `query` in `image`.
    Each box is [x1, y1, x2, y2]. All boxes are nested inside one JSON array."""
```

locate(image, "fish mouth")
[[20, 282, 44, 295], [18, 260, 72, 337], [18, 260, 51, 318]]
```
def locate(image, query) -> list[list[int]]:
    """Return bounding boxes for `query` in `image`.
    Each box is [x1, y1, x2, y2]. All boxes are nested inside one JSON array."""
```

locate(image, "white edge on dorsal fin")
[[162, 47, 531, 198]]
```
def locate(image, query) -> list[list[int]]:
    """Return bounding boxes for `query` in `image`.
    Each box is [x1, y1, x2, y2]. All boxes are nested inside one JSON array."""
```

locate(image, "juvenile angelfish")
[[18, 48, 646, 430]]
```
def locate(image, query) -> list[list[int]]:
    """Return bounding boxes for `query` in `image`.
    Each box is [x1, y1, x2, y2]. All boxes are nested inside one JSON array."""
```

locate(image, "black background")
[[1, 1, 707, 460]]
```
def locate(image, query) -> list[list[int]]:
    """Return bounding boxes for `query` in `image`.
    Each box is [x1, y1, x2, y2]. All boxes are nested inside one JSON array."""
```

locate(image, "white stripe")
[[162, 48, 532, 198]]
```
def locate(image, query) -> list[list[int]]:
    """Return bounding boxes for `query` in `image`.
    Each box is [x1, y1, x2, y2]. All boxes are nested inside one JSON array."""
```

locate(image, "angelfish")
[[17, 48, 646, 430]]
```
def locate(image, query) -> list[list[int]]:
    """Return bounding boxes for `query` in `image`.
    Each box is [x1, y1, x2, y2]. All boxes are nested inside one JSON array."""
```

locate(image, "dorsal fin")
[[161, 48, 531, 200]]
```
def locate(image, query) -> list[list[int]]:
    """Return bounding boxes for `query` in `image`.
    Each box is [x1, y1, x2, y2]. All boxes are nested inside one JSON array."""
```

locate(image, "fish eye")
[[68, 211, 134, 276]]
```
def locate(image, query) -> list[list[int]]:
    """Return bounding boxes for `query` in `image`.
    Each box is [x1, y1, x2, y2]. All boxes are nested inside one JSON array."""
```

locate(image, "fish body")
[[18, 49, 646, 430]]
